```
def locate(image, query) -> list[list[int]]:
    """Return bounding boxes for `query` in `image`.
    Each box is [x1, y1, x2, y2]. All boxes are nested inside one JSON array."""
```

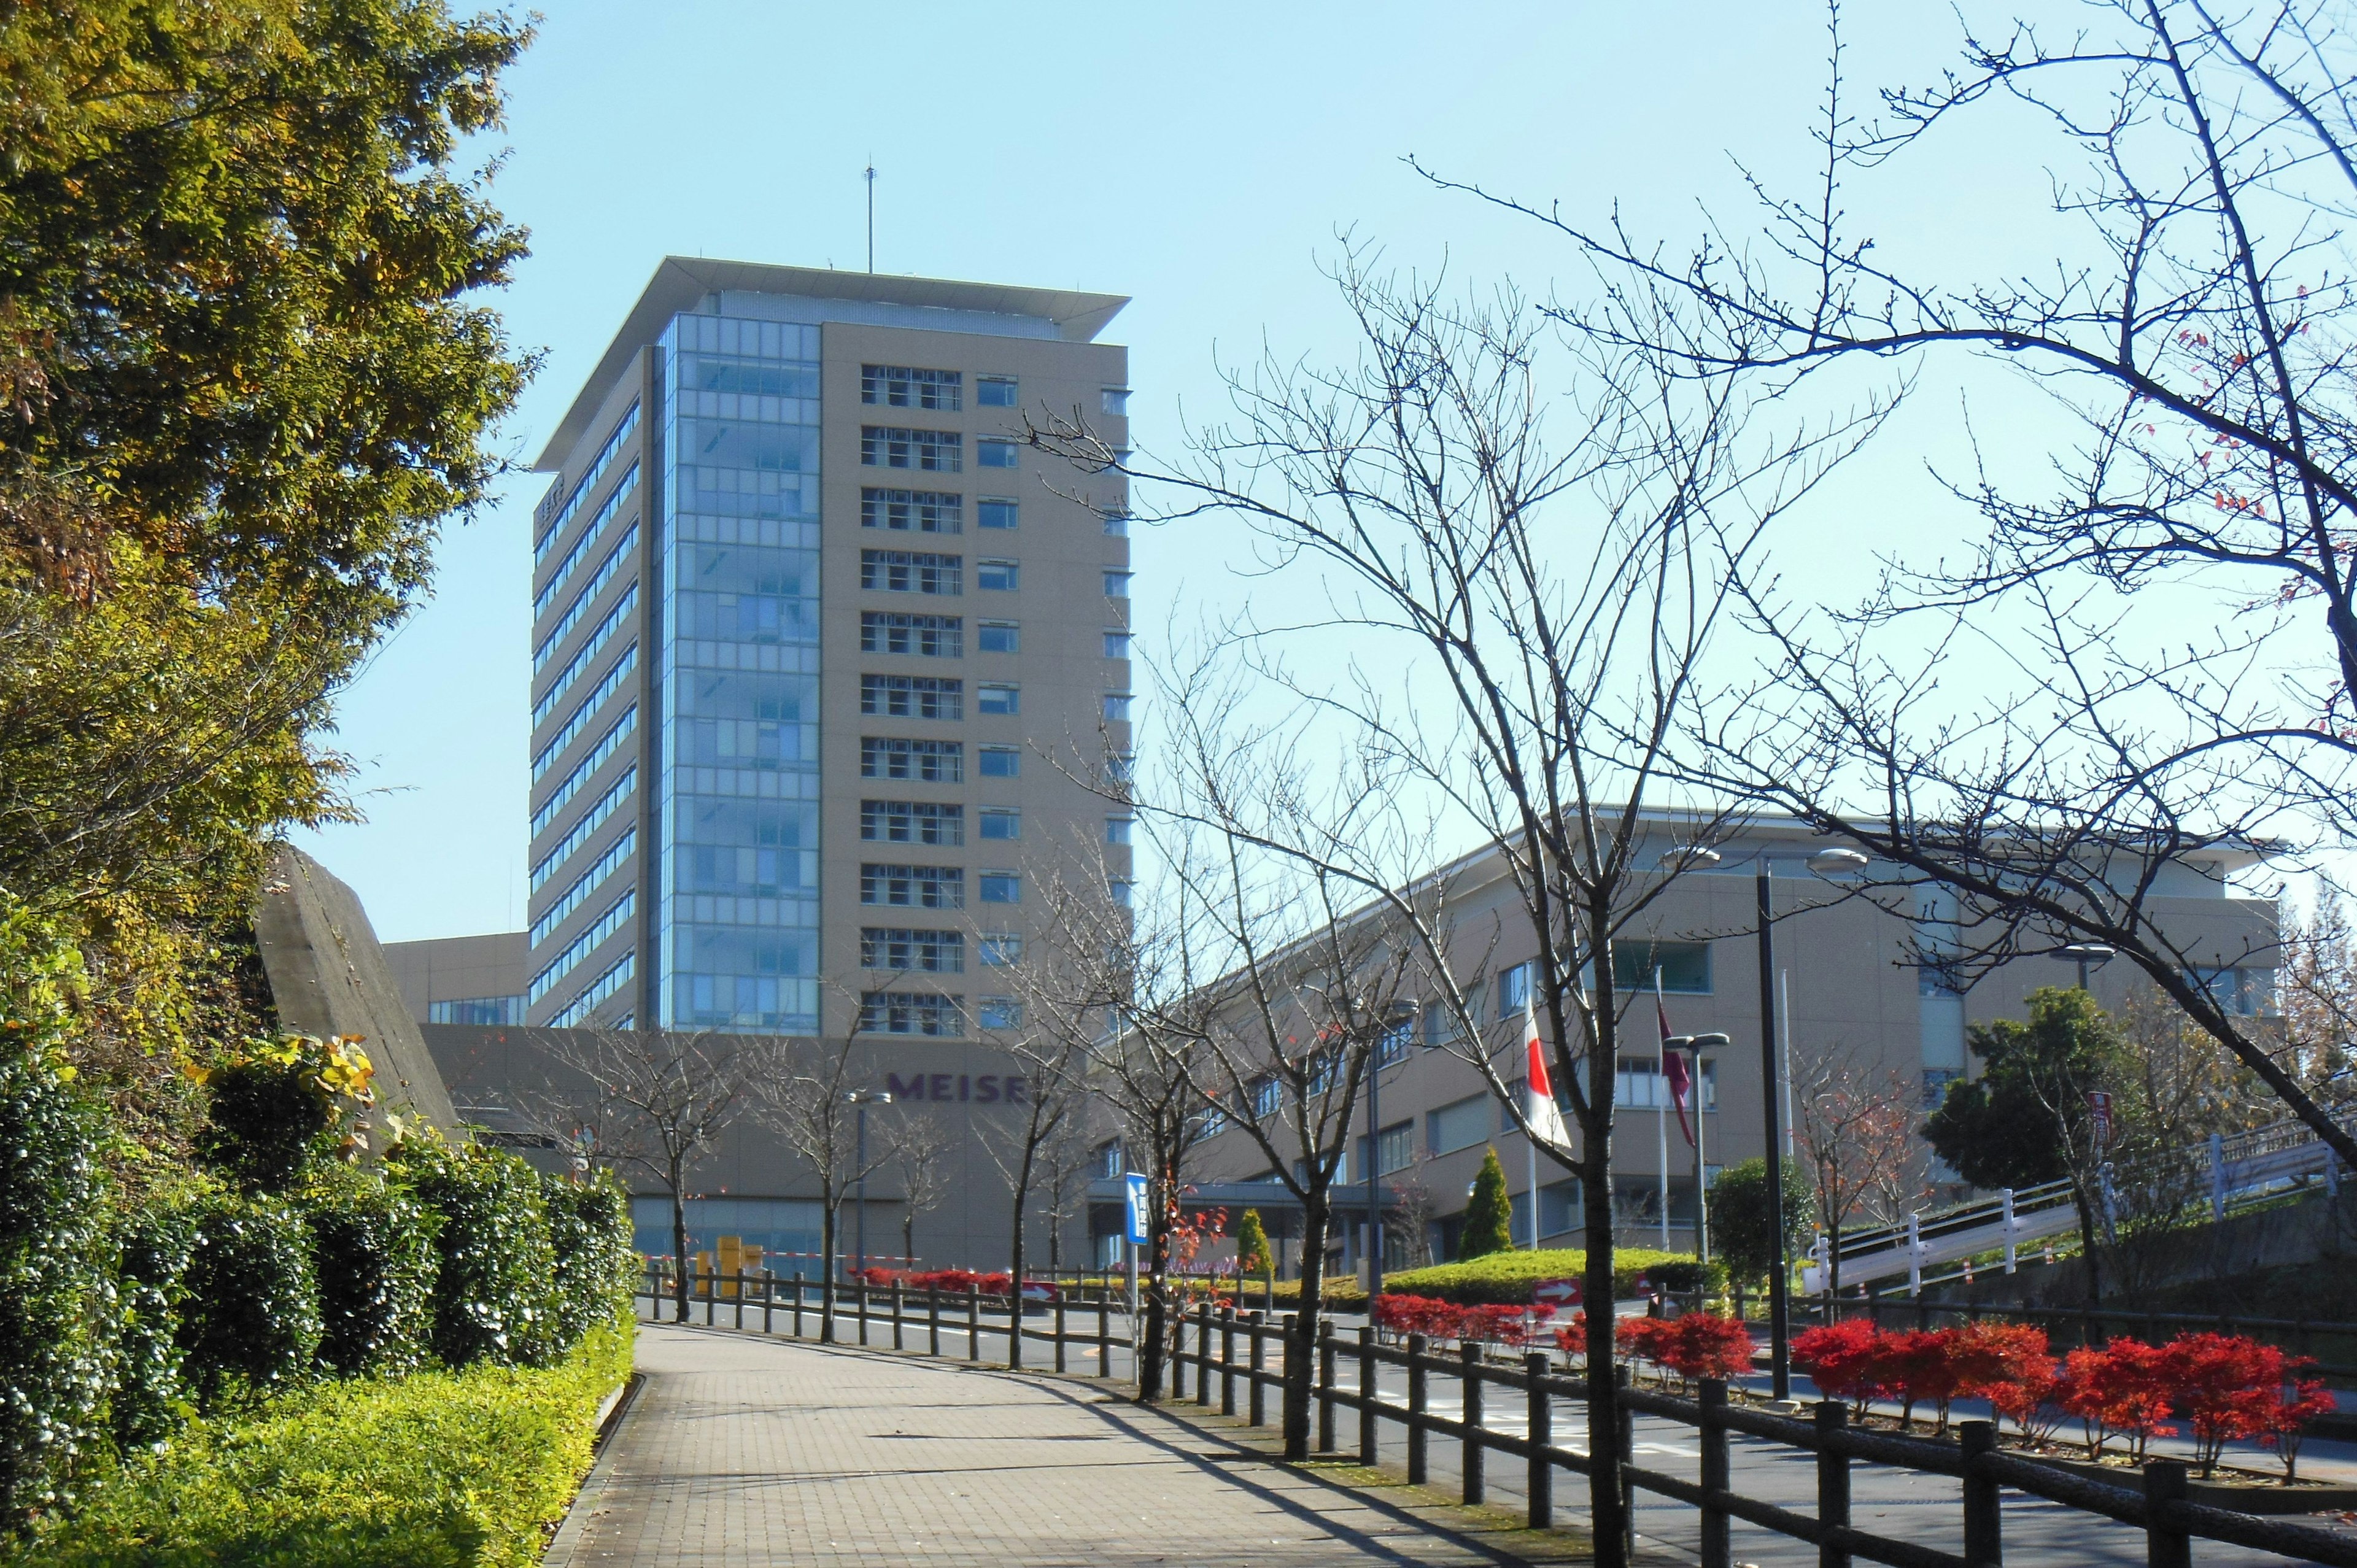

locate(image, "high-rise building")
[[525, 259, 1131, 1036]]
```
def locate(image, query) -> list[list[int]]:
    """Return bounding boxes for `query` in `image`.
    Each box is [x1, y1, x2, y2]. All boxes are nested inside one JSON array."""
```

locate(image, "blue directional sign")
[[1122, 1173, 1151, 1246]]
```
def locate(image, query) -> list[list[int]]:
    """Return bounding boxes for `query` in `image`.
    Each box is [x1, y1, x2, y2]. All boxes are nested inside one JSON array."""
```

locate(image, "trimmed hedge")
[[110, 1191, 201, 1451], [543, 1173, 634, 1354], [1261, 1246, 1711, 1307], [398, 1142, 557, 1369], [12, 1318, 633, 1568], [0, 1038, 113, 1524], [301, 1168, 439, 1378], [177, 1194, 322, 1403], [195, 1056, 335, 1194]]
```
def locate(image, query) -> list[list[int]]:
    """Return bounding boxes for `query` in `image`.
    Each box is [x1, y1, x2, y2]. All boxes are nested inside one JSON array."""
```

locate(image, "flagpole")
[[1656, 972, 1670, 1250]]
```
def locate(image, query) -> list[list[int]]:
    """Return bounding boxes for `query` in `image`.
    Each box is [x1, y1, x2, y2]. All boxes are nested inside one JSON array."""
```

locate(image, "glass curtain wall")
[[656, 311, 823, 1030]]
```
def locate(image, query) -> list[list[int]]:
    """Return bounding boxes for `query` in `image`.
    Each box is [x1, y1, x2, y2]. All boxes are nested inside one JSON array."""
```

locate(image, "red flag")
[[1657, 992, 1694, 1146], [1523, 1000, 1568, 1145]]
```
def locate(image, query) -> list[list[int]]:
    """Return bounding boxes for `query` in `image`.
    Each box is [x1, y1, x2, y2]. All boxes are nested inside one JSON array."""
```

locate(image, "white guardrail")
[[1808, 1107, 2357, 1293]]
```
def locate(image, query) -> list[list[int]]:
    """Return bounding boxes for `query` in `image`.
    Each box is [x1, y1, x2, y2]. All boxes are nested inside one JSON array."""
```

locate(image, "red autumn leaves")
[[1793, 1319, 2335, 1478], [1606, 1313, 1759, 1383], [848, 1266, 1016, 1294], [1372, 1293, 1544, 1346]]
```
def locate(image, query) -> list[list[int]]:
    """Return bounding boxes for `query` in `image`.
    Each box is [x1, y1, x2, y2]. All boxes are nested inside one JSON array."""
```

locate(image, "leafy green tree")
[[1235, 1208, 1271, 1276], [1461, 1148, 1515, 1259], [1924, 986, 2129, 1297], [1709, 1157, 1816, 1287]]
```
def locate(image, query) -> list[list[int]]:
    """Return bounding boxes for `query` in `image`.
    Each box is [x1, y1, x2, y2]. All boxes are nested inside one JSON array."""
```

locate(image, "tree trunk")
[[671, 1183, 691, 1324], [2072, 1185, 2103, 1305], [820, 1188, 840, 1341], [1139, 1173, 1173, 1401], [1283, 1188, 1331, 1459], [904, 1213, 915, 1272], [1008, 1135, 1037, 1369], [1581, 1121, 1628, 1567]]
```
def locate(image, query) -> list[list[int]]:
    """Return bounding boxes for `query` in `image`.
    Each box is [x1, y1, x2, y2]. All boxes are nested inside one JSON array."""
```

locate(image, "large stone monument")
[[254, 841, 461, 1138]]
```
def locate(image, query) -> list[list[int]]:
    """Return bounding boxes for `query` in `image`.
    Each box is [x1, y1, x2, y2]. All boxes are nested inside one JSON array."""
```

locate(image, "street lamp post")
[[846, 1089, 893, 1276], [2060, 942, 2116, 994], [1366, 1041, 1384, 1307], [1665, 840, 1866, 1403]]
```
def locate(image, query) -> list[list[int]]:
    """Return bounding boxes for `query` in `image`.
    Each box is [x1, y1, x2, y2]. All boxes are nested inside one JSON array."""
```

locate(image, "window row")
[[862, 426, 960, 471], [860, 674, 961, 721], [861, 736, 961, 782], [861, 799, 962, 845], [860, 489, 1020, 533], [857, 740, 1020, 779], [860, 927, 964, 973], [861, 548, 961, 595], [856, 991, 1024, 1035], [861, 611, 961, 657], [862, 364, 961, 410]]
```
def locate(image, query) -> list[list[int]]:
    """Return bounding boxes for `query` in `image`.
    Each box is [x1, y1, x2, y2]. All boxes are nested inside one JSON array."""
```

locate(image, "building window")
[[977, 376, 1018, 407], [1611, 940, 1712, 995], [1107, 752, 1136, 785], [2186, 965, 2276, 1016], [859, 737, 964, 782], [859, 865, 965, 909], [861, 426, 962, 472], [1427, 1094, 1490, 1156], [1378, 1006, 1415, 1064], [1496, 960, 1534, 1019], [980, 932, 1023, 967], [1358, 1121, 1413, 1178], [1101, 387, 1130, 416], [978, 996, 1024, 1030], [1102, 693, 1132, 721], [977, 438, 1018, 469], [1103, 509, 1130, 537], [978, 498, 1018, 530], [979, 871, 1021, 904], [861, 800, 963, 845], [979, 745, 1020, 778], [861, 674, 963, 721], [428, 995, 525, 1026], [1105, 816, 1134, 844], [861, 365, 962, 410], [979, 808, 1021, 841], [1252, 1077, 1283, 1118], [978, 620, 1020, 654], [1104, 569, 1133, 598], [1104, 630, 1132, 658], [859, 990, 964, 1036], [861, 487, 963, 533], [860, 549, 962, 595], [860, 611, 963, 658], [1922, 1067, 1964, 1110], [860, 929, 964, 973], [978, 559, 1020, 592], [1109, 877, 1136, 908], [978, 684, 1020, 716]]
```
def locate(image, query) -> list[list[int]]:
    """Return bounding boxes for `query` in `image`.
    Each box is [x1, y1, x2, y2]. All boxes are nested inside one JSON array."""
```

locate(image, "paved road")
[[632, 1289, 2357, 1564], [551, 1323, 1577, 1567]]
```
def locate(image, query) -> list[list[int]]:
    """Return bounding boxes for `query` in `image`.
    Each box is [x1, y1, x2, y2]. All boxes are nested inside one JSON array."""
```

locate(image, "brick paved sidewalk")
[[549, 1322, 1593, 1567]]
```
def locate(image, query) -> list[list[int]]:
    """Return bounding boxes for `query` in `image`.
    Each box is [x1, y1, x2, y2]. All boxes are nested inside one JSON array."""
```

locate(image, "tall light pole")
[[1665, 840, 1866, 1402], [1366, 1034, 1385, 1307], [847, 1089, 892, 1275]]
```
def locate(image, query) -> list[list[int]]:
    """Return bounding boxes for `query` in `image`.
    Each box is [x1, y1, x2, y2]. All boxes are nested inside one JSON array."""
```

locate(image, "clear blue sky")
[[295, 2, 2083, 941]]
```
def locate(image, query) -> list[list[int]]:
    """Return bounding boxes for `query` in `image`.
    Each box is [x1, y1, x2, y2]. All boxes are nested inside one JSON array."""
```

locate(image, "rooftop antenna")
[[865, 161, 876, 272]]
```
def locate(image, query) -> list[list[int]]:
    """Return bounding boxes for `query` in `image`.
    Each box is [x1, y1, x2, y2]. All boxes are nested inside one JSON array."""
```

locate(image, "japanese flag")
[[1524, 999, 1570, 1148]]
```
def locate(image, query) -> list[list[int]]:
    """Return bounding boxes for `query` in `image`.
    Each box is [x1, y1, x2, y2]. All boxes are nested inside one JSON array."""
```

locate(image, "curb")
[[540, 1372, 645, 1566]]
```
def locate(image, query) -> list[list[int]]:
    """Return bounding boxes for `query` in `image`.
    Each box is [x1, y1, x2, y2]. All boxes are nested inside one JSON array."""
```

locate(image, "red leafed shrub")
[[1554, 1310, 1592, 1359], [1875, 1330, 1970, 1433], [2162, 1332, 2338, 1479], [1662, 1313, 1755, 1382], [1951, 1323, 2061, 1444], [886, 1268, 1014, 1294], [2057, 1340, 2178, 1461], [1615, 1315, 1670, 1369], [1376, 1294, 1539, 1345], [1794, 1319, 1885, 1413]]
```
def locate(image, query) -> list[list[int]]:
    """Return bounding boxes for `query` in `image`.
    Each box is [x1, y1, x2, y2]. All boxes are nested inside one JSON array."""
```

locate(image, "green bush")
[[110, 1187, 204, 1451], [400, 1141, 557, 1369], [12, 1318, 633, 1568], [301, 1168, 438, 1378], [1708, 1157, 1817, 1285], [1380, 1246, 1701, 1304], [178, 1193, 322, 1404], [1647, 1257, 1730, 1294], [542, 1172, 634, 1354], [196, 1056, 335, 1194], [0, 1033, 114, 1524], [1461, 1148, 1515, 1259]]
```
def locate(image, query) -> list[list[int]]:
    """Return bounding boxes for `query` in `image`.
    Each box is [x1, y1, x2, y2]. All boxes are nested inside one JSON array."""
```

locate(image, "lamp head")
[[1660, 844, 1724, 870], [1806, 847, 1870, 875]]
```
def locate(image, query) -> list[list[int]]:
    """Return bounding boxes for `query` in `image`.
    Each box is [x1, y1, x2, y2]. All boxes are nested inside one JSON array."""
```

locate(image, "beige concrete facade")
[[384, 931, 527, 1024]]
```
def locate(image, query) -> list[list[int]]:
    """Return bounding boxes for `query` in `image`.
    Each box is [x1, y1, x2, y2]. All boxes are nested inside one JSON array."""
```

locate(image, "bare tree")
[[752, 1034, 895, 1342], [890, 1109, 956, 1272], [513, 1025, 768, 1324], [1792, 1041, 1927, 1293], [1424, 2, 2357, 1172], [1029, 251, 1864, 1561], [1035, 1114, 1095, 1273], [1018, 844, 1220, 1402], [978, 1022, 1086, 1368]]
